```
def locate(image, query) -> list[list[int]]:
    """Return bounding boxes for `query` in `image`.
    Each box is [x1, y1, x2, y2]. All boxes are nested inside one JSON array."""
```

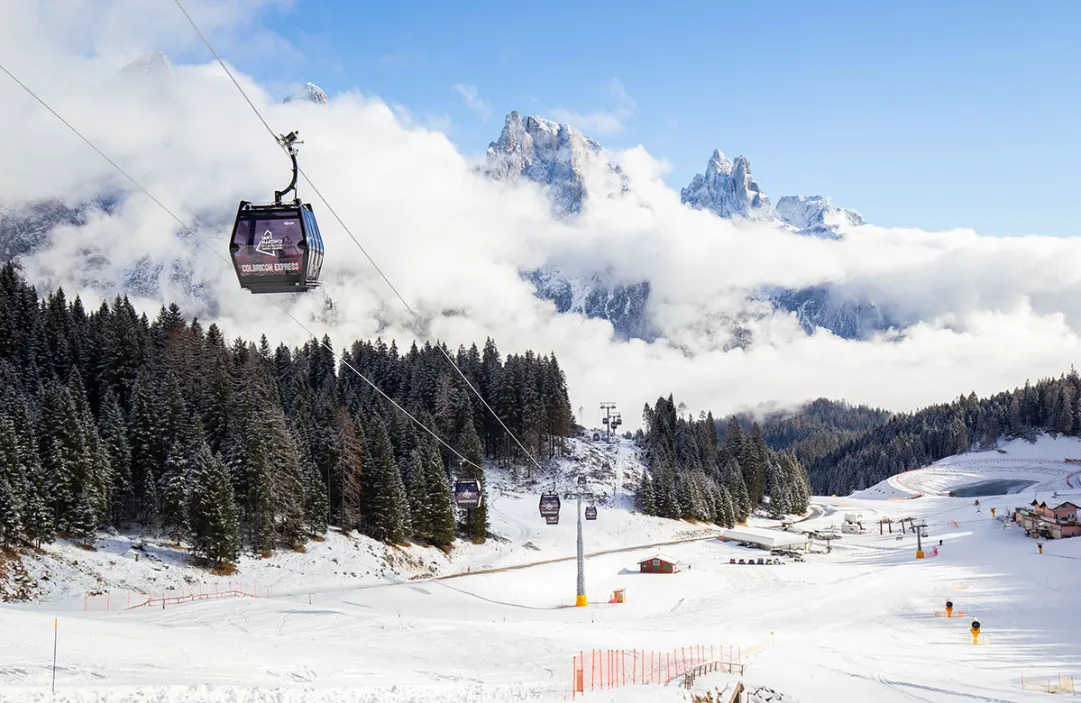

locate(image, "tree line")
[[803, 371, 1081, 494], [634, 395, 811, 525], [0, 264, 574, 566]]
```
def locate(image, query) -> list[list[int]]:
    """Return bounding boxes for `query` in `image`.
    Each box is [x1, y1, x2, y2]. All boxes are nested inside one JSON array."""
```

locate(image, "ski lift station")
[[720, 526, 811, 551]]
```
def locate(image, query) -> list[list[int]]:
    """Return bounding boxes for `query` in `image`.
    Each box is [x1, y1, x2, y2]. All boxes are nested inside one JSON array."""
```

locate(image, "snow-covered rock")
[[774, 194, 864, 240], [284, 82, 329, 105], [484, 110, 620, 215], [121, 51, 173, 79], [680, 149, 771, 220], [480, 113, 893, 342], [528, 264, 653, 341]]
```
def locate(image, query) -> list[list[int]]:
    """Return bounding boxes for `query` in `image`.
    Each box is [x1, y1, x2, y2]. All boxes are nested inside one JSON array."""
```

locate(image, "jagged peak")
[[682, 148, 770, 219], [121, 51, 173, 79], [284, 82, 328, 105]]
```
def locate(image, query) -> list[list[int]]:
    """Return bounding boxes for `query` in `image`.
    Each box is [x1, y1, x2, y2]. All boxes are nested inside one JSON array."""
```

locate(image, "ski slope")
[[3, 436, 1081, 702], [861, 435, 1081, 499]]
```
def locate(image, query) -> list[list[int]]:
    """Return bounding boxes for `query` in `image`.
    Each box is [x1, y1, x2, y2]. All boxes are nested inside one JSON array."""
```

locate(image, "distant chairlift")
[[454, 479, 483, 509], [539, 493, 561, 520], [585, 505, 598, 521]]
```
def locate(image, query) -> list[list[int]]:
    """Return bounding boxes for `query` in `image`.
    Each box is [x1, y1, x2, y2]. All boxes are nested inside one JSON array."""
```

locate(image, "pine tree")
[[407, 448, 432, 542], [99, 391, 133, 523], [188, 442, 240, 567], [362, 416, 409, 543], [0, 416, 25, 545], [459, 417, 487, 543], [335, 406, 365, 532], [635, 471, 657, 516], [424, 443, 456, 547]]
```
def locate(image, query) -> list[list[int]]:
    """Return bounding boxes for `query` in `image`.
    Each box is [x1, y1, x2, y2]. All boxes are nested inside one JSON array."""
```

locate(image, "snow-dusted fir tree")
[[188, 442, 240, 567], [459, 418, 487, 543], [635, 470, 656, 516], [335, 405, 364, 533], [362, 416, 409, 543], [423, 442, 456, 547]]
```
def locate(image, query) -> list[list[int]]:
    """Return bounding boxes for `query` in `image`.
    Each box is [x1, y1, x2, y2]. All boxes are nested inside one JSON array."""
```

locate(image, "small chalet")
[[639, 555, 680, 574], [1015, 500, 1081, 540]]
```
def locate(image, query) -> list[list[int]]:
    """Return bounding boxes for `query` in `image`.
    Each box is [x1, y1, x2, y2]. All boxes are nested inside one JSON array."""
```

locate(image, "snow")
[[4, 435, 1081, 702], [720, 526, 810, 549], [680, 150, 772, 220], [855, 434, 1081, 499]]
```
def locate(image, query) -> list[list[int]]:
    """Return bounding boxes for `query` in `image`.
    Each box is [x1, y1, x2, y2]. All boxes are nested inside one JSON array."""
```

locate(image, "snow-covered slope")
[[5, 444, 1081, 702], [854, 434, 1081, 500], [527, 265, 652, 341], [680, 149, 771, 220], [774, 194, 864, 240], [4, 436, 715, 607]]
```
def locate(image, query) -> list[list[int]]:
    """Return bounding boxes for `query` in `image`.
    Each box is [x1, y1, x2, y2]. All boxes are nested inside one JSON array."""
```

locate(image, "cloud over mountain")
[[4, 1, 1081, 428]]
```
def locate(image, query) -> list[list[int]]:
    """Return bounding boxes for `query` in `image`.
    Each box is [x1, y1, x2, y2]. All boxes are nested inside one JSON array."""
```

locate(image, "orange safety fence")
[[570, 644, 744, 698]]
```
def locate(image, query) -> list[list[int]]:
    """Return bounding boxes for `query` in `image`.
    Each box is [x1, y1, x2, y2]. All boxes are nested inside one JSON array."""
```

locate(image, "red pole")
[[622, 650, 626, 686], [591, 649, 594, 691]]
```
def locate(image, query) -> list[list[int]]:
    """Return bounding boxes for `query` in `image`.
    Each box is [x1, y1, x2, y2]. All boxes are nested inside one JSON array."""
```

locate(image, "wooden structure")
[[639, 555, 680, 574]]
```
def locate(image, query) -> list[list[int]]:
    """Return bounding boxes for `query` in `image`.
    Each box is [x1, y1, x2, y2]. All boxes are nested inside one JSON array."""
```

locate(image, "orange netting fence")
[[570, 644, 744, 698]]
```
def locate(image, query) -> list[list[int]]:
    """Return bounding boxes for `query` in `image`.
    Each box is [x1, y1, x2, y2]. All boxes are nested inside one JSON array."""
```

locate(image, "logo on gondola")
[[256, 228, 284, 257]]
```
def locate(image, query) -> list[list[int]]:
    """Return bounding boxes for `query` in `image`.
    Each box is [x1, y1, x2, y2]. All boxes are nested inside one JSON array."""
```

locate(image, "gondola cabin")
[[230, 201, 324, 293], [639, 555, 680, 574], [545, 514, 559, 525], [585, 505, 598, 520], [229, 131, 324, 294], [454, 480, 483, 509], [539, 493, 561, 518]]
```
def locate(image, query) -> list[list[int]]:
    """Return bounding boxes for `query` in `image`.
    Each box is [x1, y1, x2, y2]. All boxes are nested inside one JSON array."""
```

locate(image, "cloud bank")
[[3, 2, 1081, 430]]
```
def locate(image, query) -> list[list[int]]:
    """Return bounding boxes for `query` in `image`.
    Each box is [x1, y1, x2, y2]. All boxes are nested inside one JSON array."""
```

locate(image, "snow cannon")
[[946, 600, 953, 617], [970, 619, 981, 644]]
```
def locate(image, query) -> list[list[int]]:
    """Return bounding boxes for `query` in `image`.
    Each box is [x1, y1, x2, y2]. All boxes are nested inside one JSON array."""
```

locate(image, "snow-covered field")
[[3, 435, 1081, 702]]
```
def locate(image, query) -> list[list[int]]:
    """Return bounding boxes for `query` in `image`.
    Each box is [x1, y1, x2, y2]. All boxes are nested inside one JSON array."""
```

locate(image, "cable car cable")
[[170, 0, 547, 475], [0, 59, 483, 474]]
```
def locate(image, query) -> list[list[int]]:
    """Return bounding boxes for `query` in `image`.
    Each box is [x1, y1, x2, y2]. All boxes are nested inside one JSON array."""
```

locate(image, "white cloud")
[[4, 7, 1081, 432], [452, 83, 491, 121], [549, 78, 635, 136]]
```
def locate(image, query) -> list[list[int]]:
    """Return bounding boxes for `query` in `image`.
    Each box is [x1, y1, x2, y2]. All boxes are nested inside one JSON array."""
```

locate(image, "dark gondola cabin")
[[585, 505, 598, 520], [539, 493, 561, 518], [454, 480, 483, 509], [229, 131, 325, 294], [545, 514, 559, 525], [230, 202, 324, 293]]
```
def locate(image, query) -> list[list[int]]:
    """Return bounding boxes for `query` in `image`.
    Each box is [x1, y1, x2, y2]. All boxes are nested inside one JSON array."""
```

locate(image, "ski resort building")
[[639, 555, 680, 574], [720, 526, 811, 551], [1014, 500, 1081, 539]]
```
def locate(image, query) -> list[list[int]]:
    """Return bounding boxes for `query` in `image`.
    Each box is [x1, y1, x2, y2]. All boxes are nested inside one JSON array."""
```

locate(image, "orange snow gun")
[[970, 619, 981, 644]]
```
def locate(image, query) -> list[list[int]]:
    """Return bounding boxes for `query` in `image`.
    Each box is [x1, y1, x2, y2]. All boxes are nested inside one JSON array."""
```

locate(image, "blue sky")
[[226, 0, 1078, 237]]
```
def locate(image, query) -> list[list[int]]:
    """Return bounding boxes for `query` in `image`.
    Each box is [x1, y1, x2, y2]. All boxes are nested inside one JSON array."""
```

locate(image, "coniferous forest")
[[635, 396, 811, 525], [0, 264, 574, 565], [801, 372, 1081, 495]]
